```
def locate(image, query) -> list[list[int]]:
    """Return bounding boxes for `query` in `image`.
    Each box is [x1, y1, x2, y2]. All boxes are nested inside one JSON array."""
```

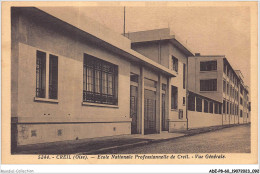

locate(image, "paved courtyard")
[[105, 124, 251, 154]]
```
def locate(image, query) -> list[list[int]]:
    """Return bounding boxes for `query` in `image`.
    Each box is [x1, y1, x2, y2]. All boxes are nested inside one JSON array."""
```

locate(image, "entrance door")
[[144, 89, 156, 134], [130, 85, 138, 134]]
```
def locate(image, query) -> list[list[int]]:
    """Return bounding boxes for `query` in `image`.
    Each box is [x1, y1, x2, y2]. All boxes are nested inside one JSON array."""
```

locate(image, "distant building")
[[187, 54, 250, 128]]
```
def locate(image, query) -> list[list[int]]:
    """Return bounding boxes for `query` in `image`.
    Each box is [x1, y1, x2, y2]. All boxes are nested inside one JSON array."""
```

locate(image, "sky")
[[42, 6, 251, 87]]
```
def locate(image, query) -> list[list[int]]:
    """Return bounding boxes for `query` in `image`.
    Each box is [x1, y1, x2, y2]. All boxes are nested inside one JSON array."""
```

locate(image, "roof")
[[126, 28, 194, 57], [15, 7, 176, 77]]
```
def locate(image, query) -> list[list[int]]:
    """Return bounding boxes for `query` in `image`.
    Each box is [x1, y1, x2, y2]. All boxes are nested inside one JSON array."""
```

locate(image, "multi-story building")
[[11, 8, 178, 149], [11, 7, 250, 150], [187, 53, 250, 128], [126, 28, 194, 132]]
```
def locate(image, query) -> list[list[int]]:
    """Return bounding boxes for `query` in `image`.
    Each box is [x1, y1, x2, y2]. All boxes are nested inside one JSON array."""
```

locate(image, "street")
[[105, 124, 251, 154]]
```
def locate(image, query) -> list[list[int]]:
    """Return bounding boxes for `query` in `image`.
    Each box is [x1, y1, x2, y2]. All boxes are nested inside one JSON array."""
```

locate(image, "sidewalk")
[[14, 124, 245, 155]]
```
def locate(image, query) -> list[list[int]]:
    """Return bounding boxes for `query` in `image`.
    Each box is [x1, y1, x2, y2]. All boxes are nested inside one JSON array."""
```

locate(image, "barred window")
[[49, 55, 58, 99], [83, 54, 118, 105], [36, 51, 46, 98], [36, 50, 58, 99], [200, 61, 217, 71], [200, 79, 217, 91]]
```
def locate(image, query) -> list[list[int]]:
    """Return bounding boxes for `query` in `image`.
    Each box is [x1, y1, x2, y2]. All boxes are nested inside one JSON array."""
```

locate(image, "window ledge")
[[200, 91, 218, 93], [34, 97, 59, 103], [200, 70, 217, 73], [82, 102, 119, 108], [171, 109, 178, 112]]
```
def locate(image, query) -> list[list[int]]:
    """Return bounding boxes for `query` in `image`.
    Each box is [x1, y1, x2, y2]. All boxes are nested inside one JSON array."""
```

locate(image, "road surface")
[[106, 124, 250, 154]]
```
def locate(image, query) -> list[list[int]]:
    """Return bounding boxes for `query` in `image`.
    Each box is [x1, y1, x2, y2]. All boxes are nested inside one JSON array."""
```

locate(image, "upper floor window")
[[83, 54, 118, 105], [223, 63, 227, 74], [223, 80, 226, 93], [36, 50, 58, 99], [200, 61, 217, 71], [172, 56, 178, 72], [200, 79, 217, 91]]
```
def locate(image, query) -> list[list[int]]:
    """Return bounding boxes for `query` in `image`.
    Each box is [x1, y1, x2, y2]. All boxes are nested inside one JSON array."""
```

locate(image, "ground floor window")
[[196, 97, 202, 112], [209, 102, 213, 113], [171, 86, 178, 109], [223, 100, 226, 114], [188, 94, 195, 111], [83, 54, 118, 105], [204, 100, 208, 113], [214, 103, 219, 114]]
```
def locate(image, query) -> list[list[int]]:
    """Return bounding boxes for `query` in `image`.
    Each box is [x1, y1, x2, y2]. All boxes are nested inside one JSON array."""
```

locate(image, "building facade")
[[11, 8, 177, 148], [126, 28, 194, 132], [11, 7, 250, 149], [187, 54, 250, 128]]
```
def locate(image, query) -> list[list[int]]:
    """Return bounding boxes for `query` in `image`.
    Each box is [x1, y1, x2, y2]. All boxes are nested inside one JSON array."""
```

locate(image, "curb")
[[79, 124, 249, 154]]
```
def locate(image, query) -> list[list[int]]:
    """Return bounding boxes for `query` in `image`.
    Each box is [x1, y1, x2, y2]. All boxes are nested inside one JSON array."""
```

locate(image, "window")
[[227, 83, 229, 94], [49, 55, 58, 99], [183, 97, 185, 105], [240, 110, 243, 117], [200, 79, 217, 91], [200, 61, 217, 71], [240, 86, 243, 94], [171, 86, 178, 109], [36, 51, 46, 98], [188, 94, 195, 111], [183, 64, 186, 89], [240, 97, 243, 105], [223, 100, 226, 114], [227, 101, 229, 114], [214, 103, 219, 114], [204, 100, 209, 113], [36, 50, 58, 99], [179, 109, 183, 119], [162, 84, 167, 91], [219, 103, 222, 114], [144, 78, 157, 88], [196, 97, 202, 112], [83, 54, 118, 105], [172, 56, 178, 72], [223, 80, 226, 93], [130, 73, 138, 83], [223, 63, 227, 74], [209, 102, 213, 113]]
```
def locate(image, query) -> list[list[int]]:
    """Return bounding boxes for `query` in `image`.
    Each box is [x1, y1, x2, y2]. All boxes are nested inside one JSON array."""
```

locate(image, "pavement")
[[13, 123, 247, 155]]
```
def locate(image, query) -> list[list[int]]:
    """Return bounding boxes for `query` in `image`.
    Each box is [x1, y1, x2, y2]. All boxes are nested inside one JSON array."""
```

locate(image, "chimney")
[[195, 53, 200, 56]]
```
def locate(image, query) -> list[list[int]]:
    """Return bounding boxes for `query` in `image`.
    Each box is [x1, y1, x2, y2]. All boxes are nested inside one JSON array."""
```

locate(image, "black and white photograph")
[[1, 1, 258, 168]]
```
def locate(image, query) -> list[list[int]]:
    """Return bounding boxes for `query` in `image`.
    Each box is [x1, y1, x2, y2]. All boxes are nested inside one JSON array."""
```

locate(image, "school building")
[[11, 7, 250, 148], [187, 54, 251, 128]]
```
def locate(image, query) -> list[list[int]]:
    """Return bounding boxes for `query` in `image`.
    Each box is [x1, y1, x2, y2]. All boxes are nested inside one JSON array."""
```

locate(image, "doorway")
[[144, 89, 156, 134]]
